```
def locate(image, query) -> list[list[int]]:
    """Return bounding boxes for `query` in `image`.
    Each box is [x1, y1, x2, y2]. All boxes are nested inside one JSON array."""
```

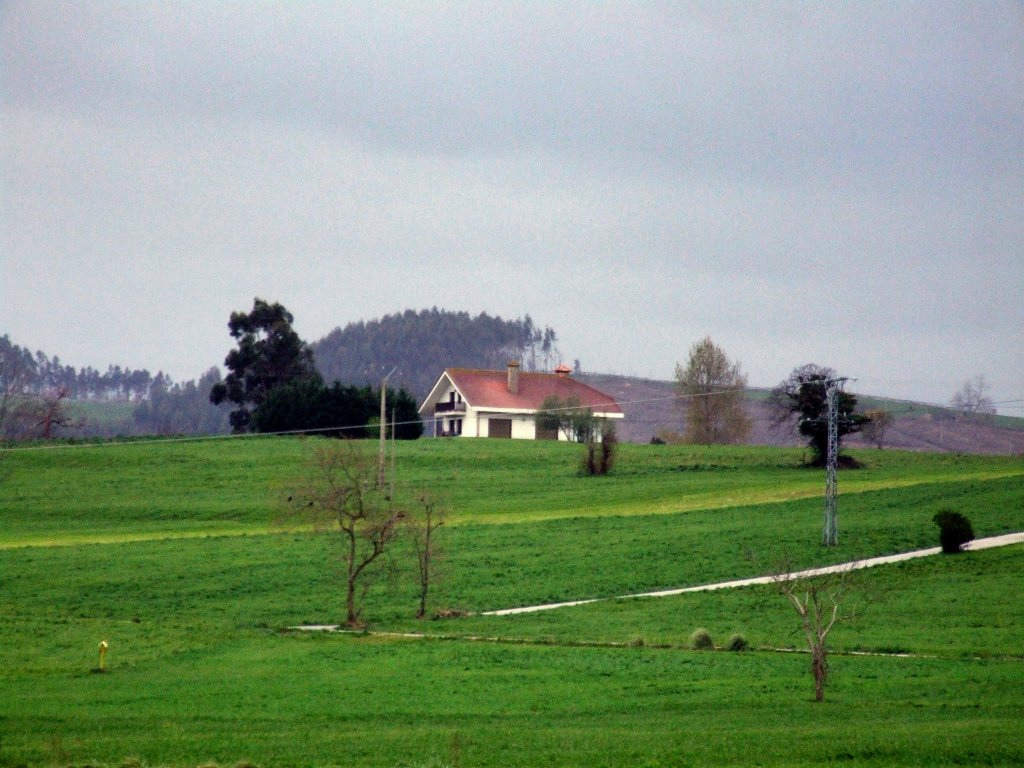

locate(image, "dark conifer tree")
[[768, 364, 869, 466]]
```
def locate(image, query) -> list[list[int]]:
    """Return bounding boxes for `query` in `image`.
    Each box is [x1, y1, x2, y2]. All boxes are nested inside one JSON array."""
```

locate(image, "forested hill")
[[311, 309, 563, 399]]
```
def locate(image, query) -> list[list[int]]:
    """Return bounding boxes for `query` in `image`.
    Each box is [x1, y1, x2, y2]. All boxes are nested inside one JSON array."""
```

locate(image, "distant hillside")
[[8, 318, 1020, 454], [580, 373, 1024, 455], [0, 333, 228, 440], [311, 309, 562, 399]]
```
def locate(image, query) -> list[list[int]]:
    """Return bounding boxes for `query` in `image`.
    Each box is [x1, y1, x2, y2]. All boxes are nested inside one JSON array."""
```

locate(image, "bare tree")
[[8, 388, 83, 440], [951, 376, 996, 417], [408, 493, 447, 619], [34, 388, 80, 439], [861, 409, 893, 449], [675, 338, 752, 445], [209, 298, 319, 432], [288, 442, 404, 627], [773, 565, 866, 702]]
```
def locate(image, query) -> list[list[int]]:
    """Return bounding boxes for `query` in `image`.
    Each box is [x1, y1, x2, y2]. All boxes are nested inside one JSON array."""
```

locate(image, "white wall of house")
[[430, 405, 622, 441], [511, 415, 535, 439], [454, 408, 476, 437], [455, 409, 533, 439]]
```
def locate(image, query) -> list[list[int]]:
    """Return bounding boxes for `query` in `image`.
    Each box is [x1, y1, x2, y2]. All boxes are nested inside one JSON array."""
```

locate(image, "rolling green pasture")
[[3, 437, 1020, 542], [1, 438, 1022, 767]]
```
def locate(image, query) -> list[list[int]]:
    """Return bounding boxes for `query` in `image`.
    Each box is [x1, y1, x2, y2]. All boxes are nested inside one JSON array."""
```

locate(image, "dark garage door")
[[487, 418, 512, 438]]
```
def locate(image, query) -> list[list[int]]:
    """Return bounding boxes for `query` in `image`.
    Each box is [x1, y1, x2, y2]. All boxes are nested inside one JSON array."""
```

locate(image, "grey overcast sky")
[[2, 2, 1022, 410]]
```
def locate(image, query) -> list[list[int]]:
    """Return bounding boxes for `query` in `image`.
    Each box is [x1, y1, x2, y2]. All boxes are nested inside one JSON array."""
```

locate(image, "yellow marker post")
[[98, 640, 109, 671]]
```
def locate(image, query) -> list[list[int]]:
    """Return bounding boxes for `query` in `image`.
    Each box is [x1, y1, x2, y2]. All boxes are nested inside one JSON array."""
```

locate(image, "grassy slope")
[[1, 438, 1023, 767], [3, 438, 1020, 539], [4, 635, 1022, 768]]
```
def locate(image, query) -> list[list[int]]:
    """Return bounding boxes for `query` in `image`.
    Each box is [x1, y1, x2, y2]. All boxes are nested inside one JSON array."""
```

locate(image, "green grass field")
[[1, 438, 1022, 767]]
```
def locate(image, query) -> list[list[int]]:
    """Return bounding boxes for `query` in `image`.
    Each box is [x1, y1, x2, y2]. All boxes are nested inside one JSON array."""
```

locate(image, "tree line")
[[0, 335, 156, 402], [131, 368, 231, 436], [0, 334, 228, 440], [0, 306, 559, 441], [4, 309, 999, 444]]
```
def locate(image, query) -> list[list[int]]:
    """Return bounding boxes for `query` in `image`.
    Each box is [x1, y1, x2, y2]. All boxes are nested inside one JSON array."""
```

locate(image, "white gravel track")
[[482, 532, 1024, 616]]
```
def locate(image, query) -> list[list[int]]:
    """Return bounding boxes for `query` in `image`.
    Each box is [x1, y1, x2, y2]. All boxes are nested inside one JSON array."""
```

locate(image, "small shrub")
[[654, 428, 683, 444], [432, 608, 473, 619], [690, 628, 714, 650], [933, 509, 974, 554], [582, 422, 617, 476], [599, 424, 617, 474], [726, 633, 749, 652]]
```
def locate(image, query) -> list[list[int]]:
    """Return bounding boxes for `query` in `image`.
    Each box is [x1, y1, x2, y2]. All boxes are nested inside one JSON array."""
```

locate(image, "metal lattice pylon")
[[823, 380, 840, 546]]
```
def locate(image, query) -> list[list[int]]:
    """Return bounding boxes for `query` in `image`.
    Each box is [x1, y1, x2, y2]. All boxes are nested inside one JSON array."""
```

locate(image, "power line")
[[0, 420, 422, 452]]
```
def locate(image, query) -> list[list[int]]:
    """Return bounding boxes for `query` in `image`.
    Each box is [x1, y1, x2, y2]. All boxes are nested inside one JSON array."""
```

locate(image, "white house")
[[418, 361, 624, 440]]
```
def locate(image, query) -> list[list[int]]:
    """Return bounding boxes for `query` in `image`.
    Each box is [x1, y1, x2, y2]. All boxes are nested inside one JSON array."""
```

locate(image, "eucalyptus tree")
[[210, 298, 320, 432]]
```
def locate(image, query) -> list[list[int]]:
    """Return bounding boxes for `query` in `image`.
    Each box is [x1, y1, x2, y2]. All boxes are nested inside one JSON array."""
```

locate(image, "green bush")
[[690, 627, 714, 650], [726, 633, 749, 652], [933, 509, 974, 554], [582, 422, 618, 476]]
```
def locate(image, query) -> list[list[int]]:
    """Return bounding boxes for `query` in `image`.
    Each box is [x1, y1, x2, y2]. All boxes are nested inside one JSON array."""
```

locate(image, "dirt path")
[[482, 532, 1024, 616]]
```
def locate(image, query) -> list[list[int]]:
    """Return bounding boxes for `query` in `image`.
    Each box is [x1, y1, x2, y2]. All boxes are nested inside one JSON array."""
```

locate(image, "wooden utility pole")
[[378, 367, 397, 489]]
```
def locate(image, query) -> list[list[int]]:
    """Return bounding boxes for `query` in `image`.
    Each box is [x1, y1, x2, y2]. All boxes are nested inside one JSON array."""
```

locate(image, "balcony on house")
[[434, 401, 467, 414]]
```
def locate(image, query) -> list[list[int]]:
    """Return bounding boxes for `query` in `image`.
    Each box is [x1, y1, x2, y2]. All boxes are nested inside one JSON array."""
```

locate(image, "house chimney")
[[507, 360, 520, 394], [555, 363, 572, 378]]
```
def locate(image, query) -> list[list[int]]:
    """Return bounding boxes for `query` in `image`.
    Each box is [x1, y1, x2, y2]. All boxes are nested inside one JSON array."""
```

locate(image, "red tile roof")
[[445, 368, 623, 414]]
